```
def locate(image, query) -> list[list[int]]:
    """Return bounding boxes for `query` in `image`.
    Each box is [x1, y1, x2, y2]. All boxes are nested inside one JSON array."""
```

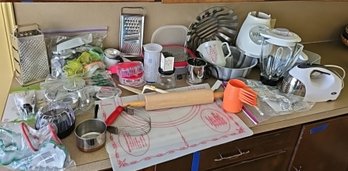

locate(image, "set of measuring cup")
[[222, 79, 257, 113]]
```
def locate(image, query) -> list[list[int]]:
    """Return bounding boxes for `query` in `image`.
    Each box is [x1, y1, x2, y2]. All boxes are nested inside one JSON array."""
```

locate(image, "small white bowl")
[[104, 48, 121, 59], [103, 48, 121, 67]]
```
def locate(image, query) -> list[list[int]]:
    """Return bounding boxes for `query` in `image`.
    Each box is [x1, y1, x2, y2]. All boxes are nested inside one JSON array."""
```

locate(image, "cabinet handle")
[[214, 148, 250, 162], [293, 165, 302, 171]]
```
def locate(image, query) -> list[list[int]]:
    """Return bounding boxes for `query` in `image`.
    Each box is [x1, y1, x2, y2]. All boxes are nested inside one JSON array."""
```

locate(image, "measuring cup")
[[186, 58, 207, 84], [223, 79, 257, 113], [196, 40, 232, 67]]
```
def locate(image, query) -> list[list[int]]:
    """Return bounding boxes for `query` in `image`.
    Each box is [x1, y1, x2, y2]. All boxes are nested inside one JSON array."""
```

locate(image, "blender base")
[[260, 75, 281, 86]]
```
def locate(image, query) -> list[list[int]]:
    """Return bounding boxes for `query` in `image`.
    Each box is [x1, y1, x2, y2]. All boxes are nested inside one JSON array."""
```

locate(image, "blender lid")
[[260, 28, 302, 46]]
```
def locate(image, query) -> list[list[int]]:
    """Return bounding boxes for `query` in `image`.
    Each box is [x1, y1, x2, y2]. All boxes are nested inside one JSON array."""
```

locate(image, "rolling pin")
[[124, 89, 224, 110]]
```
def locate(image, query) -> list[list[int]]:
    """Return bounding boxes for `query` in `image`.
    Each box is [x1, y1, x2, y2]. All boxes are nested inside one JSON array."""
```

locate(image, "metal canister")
[[186, 58, 207, 84]]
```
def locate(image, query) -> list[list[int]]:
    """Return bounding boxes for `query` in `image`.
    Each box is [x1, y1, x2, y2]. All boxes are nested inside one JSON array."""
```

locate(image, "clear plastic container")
[[108, 61, 144, 78], [157, 68, 176, 89]]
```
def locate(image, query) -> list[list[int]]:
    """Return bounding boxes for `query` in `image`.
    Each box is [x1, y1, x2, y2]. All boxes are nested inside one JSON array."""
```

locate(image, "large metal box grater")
[[119, 7, 145, 57], [11, 24, 50, 86]]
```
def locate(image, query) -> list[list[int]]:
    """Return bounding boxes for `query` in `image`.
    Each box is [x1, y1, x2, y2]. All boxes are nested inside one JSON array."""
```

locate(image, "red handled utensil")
[[105, 106, 125, 126], [103, 105, 151, 136]]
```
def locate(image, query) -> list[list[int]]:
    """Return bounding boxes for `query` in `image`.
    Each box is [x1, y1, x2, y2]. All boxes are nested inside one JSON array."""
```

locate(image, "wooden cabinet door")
[[290, 115, 348, 171], [199, 126, 300, 171], [162, 0, 263, 3], [28, 0, 155, 2], [211, 150, 291, 171], [154, 154, 193, 171], [0, 4, 14, 116], [149, 126, 300, 171]]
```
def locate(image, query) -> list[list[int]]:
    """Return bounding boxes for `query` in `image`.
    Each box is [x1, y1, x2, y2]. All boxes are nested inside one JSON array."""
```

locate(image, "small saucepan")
[[74, 105, 124, 152]]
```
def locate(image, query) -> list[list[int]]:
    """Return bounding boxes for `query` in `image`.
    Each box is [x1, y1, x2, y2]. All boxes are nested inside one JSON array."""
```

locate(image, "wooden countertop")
[[4, 41, 348, 170]]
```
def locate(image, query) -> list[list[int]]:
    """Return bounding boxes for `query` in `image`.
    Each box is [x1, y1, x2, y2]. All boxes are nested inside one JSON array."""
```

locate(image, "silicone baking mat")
[[98, 84, 253, 171]]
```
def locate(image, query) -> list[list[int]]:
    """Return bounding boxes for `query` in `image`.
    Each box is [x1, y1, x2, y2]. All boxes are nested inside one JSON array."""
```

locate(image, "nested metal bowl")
[[204, 46, 258, 80]]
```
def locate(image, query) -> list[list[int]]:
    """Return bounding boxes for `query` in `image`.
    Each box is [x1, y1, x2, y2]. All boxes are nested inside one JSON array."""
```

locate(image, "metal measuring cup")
[[186, 58, 207, 84]]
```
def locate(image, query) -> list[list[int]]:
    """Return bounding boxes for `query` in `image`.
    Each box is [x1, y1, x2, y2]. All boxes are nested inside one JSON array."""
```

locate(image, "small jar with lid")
[[157, 68, 176, 89]]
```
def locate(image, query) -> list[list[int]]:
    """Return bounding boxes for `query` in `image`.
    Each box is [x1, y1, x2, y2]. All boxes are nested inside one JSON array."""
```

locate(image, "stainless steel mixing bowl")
[[205, 46, 258, 80]]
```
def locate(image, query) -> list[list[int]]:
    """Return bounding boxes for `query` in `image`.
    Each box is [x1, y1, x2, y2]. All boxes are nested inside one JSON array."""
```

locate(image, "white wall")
[[13, 2, 348, 49]]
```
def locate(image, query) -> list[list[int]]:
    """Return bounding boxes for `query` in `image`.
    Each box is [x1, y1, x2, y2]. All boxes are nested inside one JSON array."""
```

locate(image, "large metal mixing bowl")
[[203, 46, 258, 80]]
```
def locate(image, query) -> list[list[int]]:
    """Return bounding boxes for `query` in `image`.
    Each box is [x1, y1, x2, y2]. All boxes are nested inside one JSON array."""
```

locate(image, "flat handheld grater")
[[119, 7, 145, 57]]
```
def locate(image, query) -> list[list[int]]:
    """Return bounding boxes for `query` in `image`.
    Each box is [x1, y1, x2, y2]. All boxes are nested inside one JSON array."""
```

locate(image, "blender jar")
[[259, 28, 304, 86]]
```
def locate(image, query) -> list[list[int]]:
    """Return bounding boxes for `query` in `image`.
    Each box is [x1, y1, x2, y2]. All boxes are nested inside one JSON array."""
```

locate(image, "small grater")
[[119, 7, 145, 57]]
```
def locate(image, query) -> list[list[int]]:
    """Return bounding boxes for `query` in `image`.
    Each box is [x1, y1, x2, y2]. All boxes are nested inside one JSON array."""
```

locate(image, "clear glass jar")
[[157, 68, 176, 89]]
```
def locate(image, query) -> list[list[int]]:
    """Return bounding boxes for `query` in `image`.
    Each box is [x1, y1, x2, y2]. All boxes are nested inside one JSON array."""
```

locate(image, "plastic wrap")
[[239, 79, 315, 124], [14, 90, 37, 120]]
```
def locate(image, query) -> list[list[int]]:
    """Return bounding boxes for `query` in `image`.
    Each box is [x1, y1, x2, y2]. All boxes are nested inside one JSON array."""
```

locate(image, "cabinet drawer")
[[199, 125, 301, 170]]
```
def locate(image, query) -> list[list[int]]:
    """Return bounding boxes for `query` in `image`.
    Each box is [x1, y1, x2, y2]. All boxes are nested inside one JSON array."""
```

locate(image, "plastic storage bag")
[[43, 26, 108, 78], [0, 122, 75, 170], [14, 90, 37, 120]]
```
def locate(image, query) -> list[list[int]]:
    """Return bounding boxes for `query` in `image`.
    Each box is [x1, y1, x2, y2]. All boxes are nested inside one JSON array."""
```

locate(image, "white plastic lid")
[[261, 28, 301, 46]]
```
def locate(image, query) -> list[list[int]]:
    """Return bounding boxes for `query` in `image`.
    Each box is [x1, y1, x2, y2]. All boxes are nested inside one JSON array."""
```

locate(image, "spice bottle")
[[158, 68, 176, 89], [157, 52, 176, 89]]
